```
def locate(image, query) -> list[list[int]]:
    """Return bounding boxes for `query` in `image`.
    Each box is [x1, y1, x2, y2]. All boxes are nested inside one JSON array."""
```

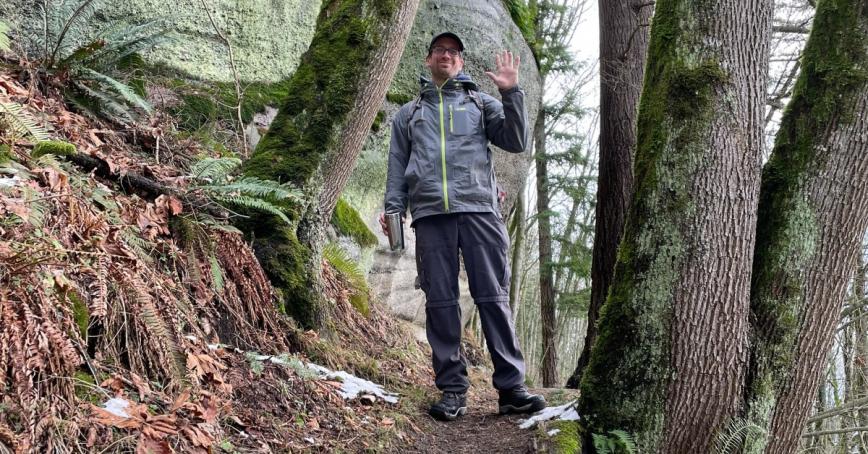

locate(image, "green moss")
[[0, 144, 10, 163], [331, 198, 377, 248], [503, 0, 537, 54], [578, 0, 729, 448], [69, 291, 89, 339], [349, 292, 370, 317], [548, 420, 582, 454], [386, 92, 413, 105], [371, 110, 386, 132], [32, 140, 76, 158], [73, 369, 100, 404]]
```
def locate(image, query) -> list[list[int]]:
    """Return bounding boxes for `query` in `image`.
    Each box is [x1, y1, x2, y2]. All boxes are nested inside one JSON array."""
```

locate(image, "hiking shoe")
[[428, 392, 467, 421], [498, 386, 546, 415]]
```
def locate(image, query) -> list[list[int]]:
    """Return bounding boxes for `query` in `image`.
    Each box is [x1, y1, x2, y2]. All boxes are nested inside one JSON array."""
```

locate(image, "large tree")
[[565, 0, 652, 389], [239, 0, 420, 328], [577, 0, 772, 451], [744, 0, 868, 450]]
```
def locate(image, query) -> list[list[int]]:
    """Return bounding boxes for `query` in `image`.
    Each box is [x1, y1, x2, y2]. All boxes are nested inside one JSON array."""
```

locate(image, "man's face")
[[425, 37, 464, 82]]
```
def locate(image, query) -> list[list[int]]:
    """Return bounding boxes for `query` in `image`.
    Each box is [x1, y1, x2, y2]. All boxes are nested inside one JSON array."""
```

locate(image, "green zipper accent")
[[449, 104, 454, 133], [437, 84, 449, 212]]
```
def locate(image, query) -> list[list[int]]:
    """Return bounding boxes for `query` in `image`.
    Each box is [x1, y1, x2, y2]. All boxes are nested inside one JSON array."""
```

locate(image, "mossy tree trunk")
[[565, 0, 652, 389], [577, 0, 771, 451], [744, 0, 868, 451], [240, 0, 420, 329]]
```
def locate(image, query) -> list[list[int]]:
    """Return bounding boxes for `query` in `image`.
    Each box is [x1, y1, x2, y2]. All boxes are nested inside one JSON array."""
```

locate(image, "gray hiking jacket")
[[384, 75, 528, 224]]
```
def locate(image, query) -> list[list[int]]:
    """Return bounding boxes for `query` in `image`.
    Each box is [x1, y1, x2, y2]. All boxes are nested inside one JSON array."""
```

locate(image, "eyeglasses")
[[431, 46, 461, 57]]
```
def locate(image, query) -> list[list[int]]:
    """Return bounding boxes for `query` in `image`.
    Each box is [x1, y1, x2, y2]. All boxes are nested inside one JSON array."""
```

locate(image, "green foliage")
[[385, 92, 413, 105], [323, 242, 370, 316], [189, 157, 302, 225], [32, 140, 76, 158], [0, 20, 11, 52], [331, 198, 377, 248], [0, 102, 52, 142], [18, 0, 168, 123], [592, 430, 637, 454], [713, 418, 766, 454], [504, 0, 536, 52]]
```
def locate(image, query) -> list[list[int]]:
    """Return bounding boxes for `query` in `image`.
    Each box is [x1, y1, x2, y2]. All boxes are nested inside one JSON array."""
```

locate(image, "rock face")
[[0, 0, 322, 82]]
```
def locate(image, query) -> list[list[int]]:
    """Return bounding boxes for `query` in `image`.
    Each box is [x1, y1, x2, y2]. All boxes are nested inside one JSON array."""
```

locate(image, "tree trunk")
[[239, 0, 420, 329], [508, 188, 527, 317], [535, 105, 559, 387], [577, 0, 771, 450], [565, 0, 651, 389], [745, 0, 868, 450]]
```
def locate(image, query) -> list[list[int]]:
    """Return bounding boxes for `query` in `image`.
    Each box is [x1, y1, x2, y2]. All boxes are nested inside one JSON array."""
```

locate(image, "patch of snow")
[[305, 363, 399, 404], [518, 399, 580, 429], [0, 177, 19, 188], [548, 429, 561, 436], [102, 397, 131, 418]]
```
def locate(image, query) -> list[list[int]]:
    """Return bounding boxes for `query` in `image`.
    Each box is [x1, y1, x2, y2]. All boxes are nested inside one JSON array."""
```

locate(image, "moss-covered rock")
[[332, 198, 377, 248], [32, 140, 76, 158]]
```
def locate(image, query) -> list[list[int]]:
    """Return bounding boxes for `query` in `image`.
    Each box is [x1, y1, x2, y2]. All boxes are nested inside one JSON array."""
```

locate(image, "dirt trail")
[[392, 382, 578, 453]]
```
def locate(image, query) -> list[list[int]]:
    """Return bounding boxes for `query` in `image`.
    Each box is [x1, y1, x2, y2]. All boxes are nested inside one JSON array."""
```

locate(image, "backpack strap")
[[406, 94, 424, 142], [467, 89, 486, 131]]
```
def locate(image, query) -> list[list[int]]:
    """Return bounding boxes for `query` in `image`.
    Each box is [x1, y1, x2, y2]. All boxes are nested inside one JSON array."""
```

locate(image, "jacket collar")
[[420, 73, 479, 98]]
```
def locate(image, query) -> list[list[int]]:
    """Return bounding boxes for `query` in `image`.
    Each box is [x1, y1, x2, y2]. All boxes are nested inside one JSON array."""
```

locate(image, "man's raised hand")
[[484, 50, 520, 91]]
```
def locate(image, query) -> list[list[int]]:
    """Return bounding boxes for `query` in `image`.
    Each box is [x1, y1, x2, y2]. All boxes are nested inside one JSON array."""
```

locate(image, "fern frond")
[[0, 102, 51, 141], [323, 242, 367, 292], [0, 20, 11, 52], [71, 81, 135, 124], [77, 67, 152, 114], [214, 195, 291, 225], [209, 254, 224, 293], [47, 0, 99, 66], [713, 418, 766, 454], [609, 430, 636, 453], [204, 177, 302, 202], [189, 157, 241, 181]]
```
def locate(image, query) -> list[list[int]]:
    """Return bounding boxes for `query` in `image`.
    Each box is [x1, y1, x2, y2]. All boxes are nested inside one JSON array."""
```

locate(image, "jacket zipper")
[[437, 84, 449, 212], [449, 104, 454, 134]]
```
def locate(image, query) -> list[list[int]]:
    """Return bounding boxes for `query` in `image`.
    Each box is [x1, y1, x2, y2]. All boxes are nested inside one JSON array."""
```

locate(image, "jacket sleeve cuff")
[[499, 85, 522, 95]]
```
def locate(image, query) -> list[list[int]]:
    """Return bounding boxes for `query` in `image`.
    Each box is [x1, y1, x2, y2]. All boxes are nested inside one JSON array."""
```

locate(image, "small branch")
[[64, 152, 229, 219], [199, 0, 248, 156], [803, 426, 868, 438], [773, 24, 811, 34]]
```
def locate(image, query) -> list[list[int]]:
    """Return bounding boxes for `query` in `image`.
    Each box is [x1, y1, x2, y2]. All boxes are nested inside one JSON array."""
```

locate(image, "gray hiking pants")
[[414, 212, 526, 393]]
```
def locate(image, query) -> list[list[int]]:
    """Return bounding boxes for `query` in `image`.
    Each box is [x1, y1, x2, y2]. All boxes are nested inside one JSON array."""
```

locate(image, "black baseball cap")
[[428, 32, 465, 53]]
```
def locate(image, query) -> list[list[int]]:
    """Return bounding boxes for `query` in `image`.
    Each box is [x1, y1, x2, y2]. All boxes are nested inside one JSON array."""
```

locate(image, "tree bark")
[[745, 0, 868, 450], [565, 0, 651, 389], [577, 0, 771, 451], [535, 106, 559, 387], [239, 0, 420, 329], [508, 188, 527, 317]]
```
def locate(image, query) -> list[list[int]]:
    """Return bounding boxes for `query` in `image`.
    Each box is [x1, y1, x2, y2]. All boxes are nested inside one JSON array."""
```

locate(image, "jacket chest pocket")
[[449, 103, 480, 136]]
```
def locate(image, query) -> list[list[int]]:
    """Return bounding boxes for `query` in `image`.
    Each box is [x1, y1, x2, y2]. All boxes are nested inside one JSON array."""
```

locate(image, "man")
[[379, 32, 546, 421]]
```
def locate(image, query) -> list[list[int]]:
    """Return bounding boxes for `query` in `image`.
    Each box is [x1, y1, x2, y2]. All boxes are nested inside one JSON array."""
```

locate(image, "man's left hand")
[[484, 50, 521, 91]]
